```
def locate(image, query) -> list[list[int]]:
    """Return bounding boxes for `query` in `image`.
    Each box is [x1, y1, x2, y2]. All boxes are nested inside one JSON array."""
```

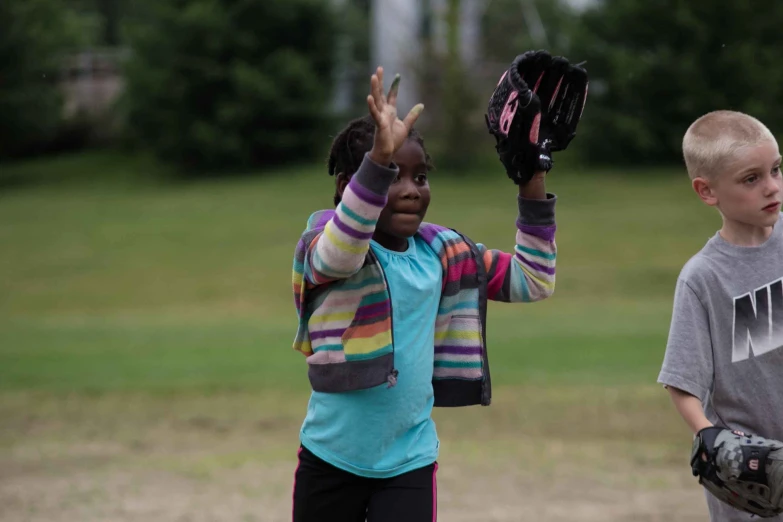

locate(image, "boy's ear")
[[336, 172, 350, 198], [693, 176, 718, 206]]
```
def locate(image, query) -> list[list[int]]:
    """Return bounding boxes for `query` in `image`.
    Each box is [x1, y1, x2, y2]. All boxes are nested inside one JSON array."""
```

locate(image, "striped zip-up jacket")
[[292, 154, 557, 407]]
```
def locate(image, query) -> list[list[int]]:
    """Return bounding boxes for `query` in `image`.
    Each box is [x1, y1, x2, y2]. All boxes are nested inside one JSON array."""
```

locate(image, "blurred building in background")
[[60, 49, 126, 121]]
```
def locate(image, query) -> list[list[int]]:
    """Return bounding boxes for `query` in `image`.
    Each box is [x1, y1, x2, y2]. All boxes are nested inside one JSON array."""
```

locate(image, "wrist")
[[518, 172, 547, 199], [369, 149, 393, 167], [692, 419, 714, 435]]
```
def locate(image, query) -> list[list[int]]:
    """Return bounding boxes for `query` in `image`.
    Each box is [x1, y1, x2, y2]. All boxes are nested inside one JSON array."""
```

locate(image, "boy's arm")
[[478, 172, 557, 303], [667, 386, 713, 435], [302, 155, 397, 285]]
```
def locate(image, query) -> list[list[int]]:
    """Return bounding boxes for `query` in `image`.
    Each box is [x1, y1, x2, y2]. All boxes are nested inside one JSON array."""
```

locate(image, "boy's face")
[[696, 140, 783, 228], [374, 140, 431, 241]]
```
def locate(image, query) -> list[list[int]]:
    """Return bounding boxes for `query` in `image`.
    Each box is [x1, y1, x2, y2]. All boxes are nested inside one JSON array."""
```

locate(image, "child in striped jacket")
[[291, 67, 558, 522]]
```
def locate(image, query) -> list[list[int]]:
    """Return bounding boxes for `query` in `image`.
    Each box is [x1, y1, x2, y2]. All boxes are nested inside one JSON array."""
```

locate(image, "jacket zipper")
[[473, 242, 491, 405]]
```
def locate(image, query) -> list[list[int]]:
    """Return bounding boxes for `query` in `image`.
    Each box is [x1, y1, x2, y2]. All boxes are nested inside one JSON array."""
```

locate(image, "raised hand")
[[366, 66, 424, 166]]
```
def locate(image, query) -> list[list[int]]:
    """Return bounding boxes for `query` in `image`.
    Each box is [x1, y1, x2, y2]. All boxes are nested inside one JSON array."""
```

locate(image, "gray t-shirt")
[[658, 213, 783, 522]]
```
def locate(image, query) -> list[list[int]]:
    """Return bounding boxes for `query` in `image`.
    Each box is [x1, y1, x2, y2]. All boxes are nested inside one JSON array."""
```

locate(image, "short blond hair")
[[682, 110, 776, 180]]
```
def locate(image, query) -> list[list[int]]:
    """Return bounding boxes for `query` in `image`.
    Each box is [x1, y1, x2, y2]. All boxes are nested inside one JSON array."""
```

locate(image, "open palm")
[[366, 67, 424, 162]]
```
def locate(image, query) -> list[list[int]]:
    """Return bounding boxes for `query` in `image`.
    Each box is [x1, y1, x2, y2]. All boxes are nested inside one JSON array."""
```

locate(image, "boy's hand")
[[366, 66, 424, 166]]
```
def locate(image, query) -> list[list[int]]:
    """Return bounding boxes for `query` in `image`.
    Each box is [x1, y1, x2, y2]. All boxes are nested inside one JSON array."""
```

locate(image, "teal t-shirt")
[[299, 235, 442, 478]]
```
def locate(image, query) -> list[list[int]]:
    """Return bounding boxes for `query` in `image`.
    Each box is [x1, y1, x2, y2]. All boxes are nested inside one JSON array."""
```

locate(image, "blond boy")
[[658, 110, 783, 521]]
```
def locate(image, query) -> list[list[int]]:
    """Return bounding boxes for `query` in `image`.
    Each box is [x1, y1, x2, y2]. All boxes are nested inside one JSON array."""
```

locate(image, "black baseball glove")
[[485, 50, 588, 184], [691, 426, 783, 518]]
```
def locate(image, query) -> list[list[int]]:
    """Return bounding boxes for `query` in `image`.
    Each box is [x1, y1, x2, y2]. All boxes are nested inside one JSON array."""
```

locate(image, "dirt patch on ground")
[[1, 456, 707, 522], [0, 387, 709, 521]]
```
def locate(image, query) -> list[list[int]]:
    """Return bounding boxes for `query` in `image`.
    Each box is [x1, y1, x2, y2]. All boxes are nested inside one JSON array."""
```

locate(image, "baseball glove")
[[485, 50, 588, 185], [691, 426, 783, 517]]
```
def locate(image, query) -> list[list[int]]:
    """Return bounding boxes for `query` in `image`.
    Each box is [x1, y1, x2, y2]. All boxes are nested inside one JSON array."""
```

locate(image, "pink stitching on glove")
[[499, 91, 519, 136]]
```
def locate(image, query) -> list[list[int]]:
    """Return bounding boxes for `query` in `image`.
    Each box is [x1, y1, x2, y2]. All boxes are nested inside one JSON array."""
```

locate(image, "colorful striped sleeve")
[[304, 154, 397, 285], [477, 195, 557, 303]]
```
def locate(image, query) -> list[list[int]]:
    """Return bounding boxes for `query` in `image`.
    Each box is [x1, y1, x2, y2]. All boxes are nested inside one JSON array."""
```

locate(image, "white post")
[[370, 0, 422, 113]]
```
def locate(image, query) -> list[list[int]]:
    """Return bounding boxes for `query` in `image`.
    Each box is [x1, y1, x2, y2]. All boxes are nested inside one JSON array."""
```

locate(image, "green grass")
[[0, 150, 718, 393], [0, 151, 715, 521]]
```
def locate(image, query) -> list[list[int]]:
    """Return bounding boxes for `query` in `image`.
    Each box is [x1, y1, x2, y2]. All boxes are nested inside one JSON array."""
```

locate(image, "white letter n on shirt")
[[732, 279, 783, 362]]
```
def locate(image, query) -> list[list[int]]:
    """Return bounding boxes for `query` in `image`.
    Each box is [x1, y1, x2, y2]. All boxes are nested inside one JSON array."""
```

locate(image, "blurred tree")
[[417, 0, 485, 172], [330, 0, 371, 119], [66, 0, 107, 46], [0, 0, 87, 160], [121, 0, 337, 172], [572, 0, 783, 165], [440, 0, 478, 171], [482, 0, 578, 62], [67, 0, 145, 48], [97, 0, 120, 46]]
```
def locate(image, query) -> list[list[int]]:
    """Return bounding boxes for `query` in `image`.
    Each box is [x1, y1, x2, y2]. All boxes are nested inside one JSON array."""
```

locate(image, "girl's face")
[[373, 140, 431, 251]]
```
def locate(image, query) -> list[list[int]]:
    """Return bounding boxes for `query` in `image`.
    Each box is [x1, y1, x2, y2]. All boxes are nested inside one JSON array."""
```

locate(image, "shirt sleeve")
[[476, 194, 557, 303], [304, 153, 397, 285], [657, 278, 714, 402]]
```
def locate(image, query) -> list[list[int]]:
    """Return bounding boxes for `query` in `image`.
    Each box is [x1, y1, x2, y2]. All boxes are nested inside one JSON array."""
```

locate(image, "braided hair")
[[327, 114, 434, 205]]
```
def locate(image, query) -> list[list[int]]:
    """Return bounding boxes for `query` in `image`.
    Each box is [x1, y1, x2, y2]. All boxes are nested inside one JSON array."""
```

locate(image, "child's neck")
[[719, 218, 775, 247], [372, 230, 409, 252]]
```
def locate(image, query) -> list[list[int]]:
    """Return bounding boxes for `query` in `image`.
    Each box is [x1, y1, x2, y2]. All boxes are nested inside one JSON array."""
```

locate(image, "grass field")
[[1, 151, 719, 521]]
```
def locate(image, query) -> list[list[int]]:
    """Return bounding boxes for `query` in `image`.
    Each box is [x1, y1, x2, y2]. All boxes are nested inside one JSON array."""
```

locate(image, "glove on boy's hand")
[[691, 426, 783, 518]]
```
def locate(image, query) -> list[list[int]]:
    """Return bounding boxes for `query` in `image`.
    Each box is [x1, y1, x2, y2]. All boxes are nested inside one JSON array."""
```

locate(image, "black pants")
[[292, 445, 438, 522]]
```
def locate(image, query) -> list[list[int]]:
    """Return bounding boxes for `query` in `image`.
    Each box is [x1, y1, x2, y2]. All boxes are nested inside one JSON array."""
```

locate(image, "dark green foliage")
[[572, 0, 783, 165], [0, 0, 86, 160], [121, 0, 338, 172]]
